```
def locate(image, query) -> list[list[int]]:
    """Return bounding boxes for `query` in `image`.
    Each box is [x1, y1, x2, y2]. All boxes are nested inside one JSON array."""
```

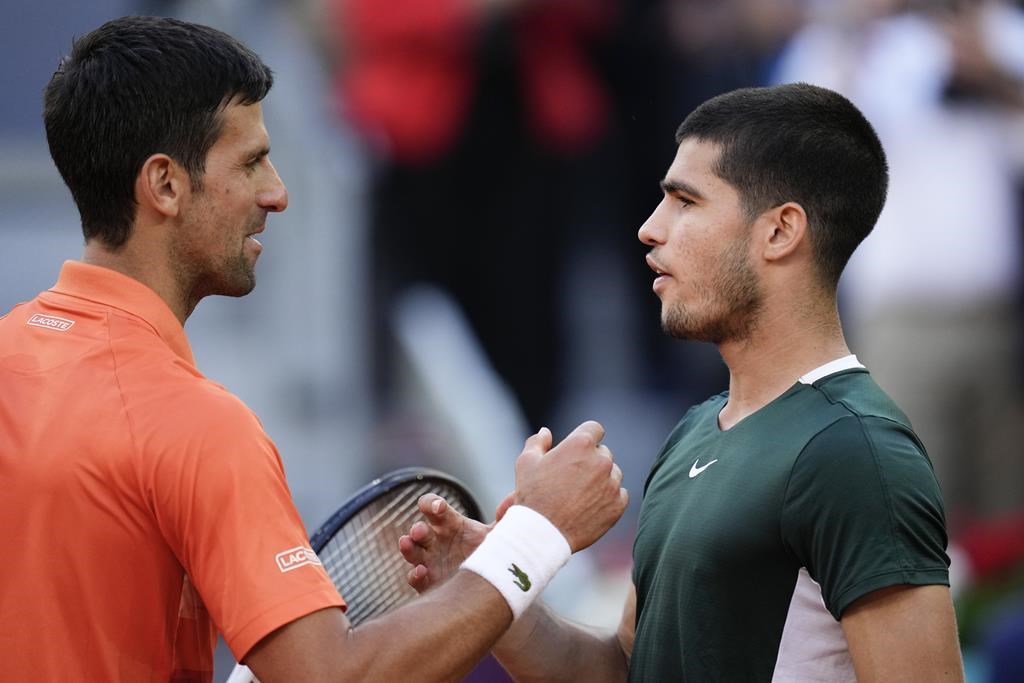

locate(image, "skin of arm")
[[245, 571, 512, 682], [244, 421, 628, 682], [401, 492, 635, 683], [489, 584, 635, 683], [841, 584, 965, 682]]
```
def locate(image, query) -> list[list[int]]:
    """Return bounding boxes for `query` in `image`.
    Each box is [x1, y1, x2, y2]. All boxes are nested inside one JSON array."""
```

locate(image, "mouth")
[[246, 225, 266, 247], [646, 254, 670, 277], [646, 254, 672, 293]]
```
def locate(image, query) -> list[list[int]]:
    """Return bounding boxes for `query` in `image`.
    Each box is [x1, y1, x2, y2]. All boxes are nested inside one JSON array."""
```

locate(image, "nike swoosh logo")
[[689, 458, 719, 478]]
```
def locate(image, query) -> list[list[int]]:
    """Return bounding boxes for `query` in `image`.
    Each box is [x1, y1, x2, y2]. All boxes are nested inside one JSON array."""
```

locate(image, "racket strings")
[[316, 480, 434, 573], [317, 480, 474, 569], [321, 492, 423, 622], [316, 480, 476, 626]]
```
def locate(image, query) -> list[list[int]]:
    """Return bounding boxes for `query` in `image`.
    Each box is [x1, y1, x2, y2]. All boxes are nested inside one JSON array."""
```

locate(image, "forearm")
[[344, 571, 512, 681], [492, 601, 629, 683], [247, 570, 513, 682]]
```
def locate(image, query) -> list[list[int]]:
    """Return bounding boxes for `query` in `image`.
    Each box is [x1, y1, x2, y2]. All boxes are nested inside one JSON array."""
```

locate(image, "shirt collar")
[[798, 354, 865, 385], [49, 260, 195, 366]]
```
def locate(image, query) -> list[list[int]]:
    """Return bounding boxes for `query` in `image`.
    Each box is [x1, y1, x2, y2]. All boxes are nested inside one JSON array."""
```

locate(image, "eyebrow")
[[246, 146, 270, 161], [659, 178, 704, 201]]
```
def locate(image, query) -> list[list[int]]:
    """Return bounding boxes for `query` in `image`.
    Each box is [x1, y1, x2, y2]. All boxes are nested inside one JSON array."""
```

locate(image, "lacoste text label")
[[27, 314, 75, 332], [275, 546, 322, 573]]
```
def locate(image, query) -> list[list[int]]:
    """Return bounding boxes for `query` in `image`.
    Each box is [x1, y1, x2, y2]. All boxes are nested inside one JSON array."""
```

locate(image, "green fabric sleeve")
[[781, 415, 950, 619]]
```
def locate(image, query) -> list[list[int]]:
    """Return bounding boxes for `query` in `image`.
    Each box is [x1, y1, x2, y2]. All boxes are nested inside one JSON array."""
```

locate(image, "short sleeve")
[[146, 389, 345, 661], [781, 415, 950, 619]]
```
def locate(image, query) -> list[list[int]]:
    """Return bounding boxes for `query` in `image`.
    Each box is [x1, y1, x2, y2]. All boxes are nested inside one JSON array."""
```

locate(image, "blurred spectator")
[[325, 0, 617, 429], [774, 0, 1024, 523], [986, 602, 1024, 683], [952, 508, 1024, 680]]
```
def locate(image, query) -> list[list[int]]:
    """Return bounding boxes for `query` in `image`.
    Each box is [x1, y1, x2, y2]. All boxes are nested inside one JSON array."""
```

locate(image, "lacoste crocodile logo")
[[508, 563, 531, 592]]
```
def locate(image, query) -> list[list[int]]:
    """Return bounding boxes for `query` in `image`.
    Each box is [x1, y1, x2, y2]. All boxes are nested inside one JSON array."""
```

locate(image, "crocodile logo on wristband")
[[508, 563, 531, 592]]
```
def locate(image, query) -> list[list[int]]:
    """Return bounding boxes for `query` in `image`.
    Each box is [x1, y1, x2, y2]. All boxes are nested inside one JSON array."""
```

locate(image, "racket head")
[[228, 467, 482, 682], [309, 466, 483, 626]]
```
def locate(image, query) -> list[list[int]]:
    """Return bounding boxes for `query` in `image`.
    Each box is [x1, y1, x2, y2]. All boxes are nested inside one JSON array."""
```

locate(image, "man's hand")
[[400, 422, 628, 592], [514, 421, 627, 552], [397, 430, 541, 592], [397, 421, 622, 589], [400, 493, 496, 593]]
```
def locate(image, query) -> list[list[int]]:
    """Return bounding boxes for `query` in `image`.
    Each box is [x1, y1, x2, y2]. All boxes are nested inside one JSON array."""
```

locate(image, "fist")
[[513, 422, 628, 552]]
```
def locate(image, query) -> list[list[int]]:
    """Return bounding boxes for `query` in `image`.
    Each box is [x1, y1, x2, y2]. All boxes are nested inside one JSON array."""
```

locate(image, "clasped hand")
[[399, 421, 628, 592]]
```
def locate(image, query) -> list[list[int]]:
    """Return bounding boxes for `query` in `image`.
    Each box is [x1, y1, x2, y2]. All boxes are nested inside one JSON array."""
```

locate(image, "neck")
[[717, 295, 849, 430], [82, 240, 191, 325]]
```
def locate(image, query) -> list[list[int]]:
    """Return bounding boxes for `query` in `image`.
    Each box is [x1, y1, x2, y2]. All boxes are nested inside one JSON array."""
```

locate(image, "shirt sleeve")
[[146, 386, 345, 661], [781, 414, 950, 619]]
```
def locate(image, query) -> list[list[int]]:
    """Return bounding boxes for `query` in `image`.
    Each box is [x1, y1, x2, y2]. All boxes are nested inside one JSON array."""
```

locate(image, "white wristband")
[[461, 505, 571, 619]]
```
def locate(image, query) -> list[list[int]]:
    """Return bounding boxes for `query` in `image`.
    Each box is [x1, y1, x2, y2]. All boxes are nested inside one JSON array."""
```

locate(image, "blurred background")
[[2, 0, 1024, 680]]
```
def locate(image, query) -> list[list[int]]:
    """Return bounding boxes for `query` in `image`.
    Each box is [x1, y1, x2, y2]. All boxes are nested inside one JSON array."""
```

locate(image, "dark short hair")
[[675, 83, 888, 288], [43, 16, 274, 247]]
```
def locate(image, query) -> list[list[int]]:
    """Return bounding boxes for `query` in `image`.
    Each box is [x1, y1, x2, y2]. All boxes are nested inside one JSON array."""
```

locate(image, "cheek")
[[668, 239, 707, 279]]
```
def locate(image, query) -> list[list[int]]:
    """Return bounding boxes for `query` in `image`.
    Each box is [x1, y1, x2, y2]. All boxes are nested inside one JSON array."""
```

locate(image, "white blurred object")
[[775, 7, 1024, 314], [392, 284, 607, 623], [391, 284, 530, 511], [225, 663, 257, 683], [947, 542, 974, 602]]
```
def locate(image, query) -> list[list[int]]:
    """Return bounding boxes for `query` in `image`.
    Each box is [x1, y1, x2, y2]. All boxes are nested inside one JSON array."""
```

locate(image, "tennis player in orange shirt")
[[0, 15, 627, 681]]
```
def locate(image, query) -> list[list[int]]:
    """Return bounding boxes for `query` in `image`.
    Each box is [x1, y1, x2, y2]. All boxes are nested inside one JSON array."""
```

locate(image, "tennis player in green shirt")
[[401, 82, 964, 682]]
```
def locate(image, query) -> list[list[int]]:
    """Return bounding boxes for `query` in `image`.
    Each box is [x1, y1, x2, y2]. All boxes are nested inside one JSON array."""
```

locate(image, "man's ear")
[[135, 153, 188, 218], [760, 201, 808, 263]]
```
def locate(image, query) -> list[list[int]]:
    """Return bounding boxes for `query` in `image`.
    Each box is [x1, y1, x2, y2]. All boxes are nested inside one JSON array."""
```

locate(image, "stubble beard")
[[216, 251, 257, 298], [661, 238, 764, 344], [172, 204, 259, 309]]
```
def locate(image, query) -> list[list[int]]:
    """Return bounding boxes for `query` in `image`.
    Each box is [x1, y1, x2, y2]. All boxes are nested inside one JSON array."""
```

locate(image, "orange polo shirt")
[[0, 261, 344, 681]]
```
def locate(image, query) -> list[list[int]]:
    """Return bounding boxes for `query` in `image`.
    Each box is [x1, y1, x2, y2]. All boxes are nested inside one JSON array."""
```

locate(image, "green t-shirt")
[[630, 365, 949, 682]]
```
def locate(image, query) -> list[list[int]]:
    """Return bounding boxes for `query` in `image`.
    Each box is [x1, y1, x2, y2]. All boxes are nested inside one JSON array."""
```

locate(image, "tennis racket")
[[226, 466, 482, 683]]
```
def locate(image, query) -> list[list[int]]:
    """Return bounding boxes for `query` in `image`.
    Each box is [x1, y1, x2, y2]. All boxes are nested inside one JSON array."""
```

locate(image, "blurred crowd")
[[4, 0, 1024, 680]]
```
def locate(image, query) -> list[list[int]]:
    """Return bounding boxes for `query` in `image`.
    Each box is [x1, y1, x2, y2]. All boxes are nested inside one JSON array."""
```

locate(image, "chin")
[[229, 282, 257, 298], [662, 308, 723, 344], [233, 275, 257, 297], [662, 315, 696, 341], [215, 268, 257, 298]]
